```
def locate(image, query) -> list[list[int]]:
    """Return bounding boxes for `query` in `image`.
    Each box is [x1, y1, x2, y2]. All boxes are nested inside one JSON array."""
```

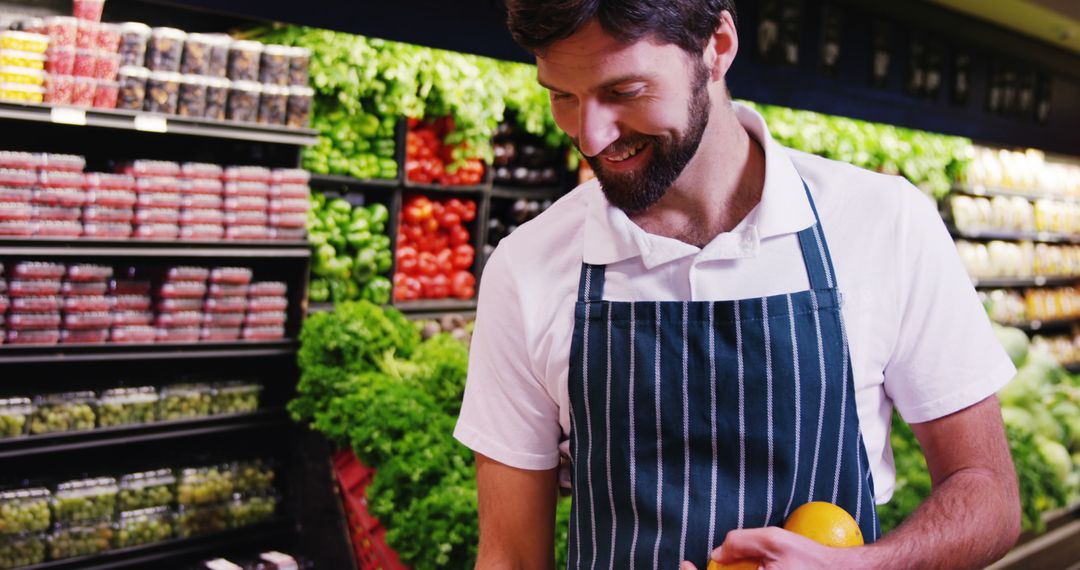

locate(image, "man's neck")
[[628, 103, 766, 248]]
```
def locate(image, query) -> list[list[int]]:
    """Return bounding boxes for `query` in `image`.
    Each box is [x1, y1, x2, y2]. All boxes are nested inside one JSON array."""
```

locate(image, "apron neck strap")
[[795, 179, 838, 290], [577, 262, 607, 302]]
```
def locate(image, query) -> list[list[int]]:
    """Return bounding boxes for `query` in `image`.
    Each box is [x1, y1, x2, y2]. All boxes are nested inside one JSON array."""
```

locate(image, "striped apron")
[[566, 182, 879, 569]]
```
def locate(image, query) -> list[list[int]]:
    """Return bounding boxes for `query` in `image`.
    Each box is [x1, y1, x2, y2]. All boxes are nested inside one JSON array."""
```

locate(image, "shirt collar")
[[582, 102, 816, 268]]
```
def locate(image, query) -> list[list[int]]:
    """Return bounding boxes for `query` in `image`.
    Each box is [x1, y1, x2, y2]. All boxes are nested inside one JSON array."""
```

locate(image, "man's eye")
[[612, 87, 644, 98], [550, 92, 573, 102]]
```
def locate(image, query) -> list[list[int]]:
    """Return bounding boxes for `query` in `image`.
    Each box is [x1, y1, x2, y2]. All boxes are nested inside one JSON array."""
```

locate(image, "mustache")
[[573, 134, 658, 160]]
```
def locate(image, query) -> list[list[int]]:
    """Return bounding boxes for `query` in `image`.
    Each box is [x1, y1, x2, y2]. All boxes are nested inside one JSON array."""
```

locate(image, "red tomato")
[[452, 244, 474, 270], [429, 274, 450, 298], [461, 200, 477, 222], [450, 270, 476, 300], [436, 249, 454, 274], [440, 211, 461, 229], [423, 217, 439, 234], [431, 233, 449, 253], [397, 246, 418, 275], [449, 225, 470, 247], [417, 251, 439, 276]]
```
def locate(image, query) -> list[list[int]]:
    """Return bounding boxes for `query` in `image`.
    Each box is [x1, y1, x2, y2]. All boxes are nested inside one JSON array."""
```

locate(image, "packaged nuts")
[[118, 22, 150, 67], [180, 33, 214, 75], [286, 85, 313, 128], [203, 76, 229, 121], [226, 40, 262, 82], [143, 70, 180, 114], [145, 27, 185, 72], [176, 74, 206, 117], [258, 44, 289, 86], [226, 80, 260, 123], [116, 65, 147, 110], [257, 83, 288, 126]]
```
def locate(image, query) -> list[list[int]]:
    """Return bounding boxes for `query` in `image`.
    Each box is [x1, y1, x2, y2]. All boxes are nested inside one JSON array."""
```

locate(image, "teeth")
[[609, 142, 646, 162]]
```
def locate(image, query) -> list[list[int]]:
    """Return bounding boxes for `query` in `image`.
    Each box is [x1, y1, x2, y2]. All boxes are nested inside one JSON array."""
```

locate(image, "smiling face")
[[537, 19, 715, 214]]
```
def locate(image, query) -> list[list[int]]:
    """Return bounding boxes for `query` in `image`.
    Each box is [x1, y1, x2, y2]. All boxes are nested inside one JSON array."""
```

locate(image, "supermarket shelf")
[[310, 172, 400, 189], [1001, 318, 1079, 333], [21, 518, 293, 570], [394, 298, 478, 314], [1066, 363, 1080, 374], [952, 184, 1080, 205], [0, 409, 288, 460], [949, 227, 1080, 245], [490, 184, 566, 200], [0, 101, 319, 146], [0, 238, 311, 258], [0, 340, 297, 364], [971, 276, 1080, 288], [403, 180, 488, 195]]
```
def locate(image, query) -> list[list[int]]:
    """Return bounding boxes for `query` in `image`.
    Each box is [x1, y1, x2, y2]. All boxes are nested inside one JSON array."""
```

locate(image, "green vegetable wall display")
[[307, 194, 393, 303]]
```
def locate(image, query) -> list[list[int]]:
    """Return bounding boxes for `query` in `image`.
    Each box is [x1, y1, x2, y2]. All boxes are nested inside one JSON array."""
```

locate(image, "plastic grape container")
[[47, 520, 114, 560], [0, 398, 31, 440], [50, 477, 118, 524], [97, 387, 158, 428], [117, 469, 175, 511], [115, 506, 174, 548], [0, 532, 46, 569], [158, 384, 213, 421], [0, 488, 51, 535], [30, 392, 96, 435], [176, 465, 233, 506], [210, 383, 261, 416]]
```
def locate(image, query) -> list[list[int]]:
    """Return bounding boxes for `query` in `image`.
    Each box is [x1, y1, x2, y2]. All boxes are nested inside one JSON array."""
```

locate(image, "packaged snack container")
[[258, 45, 289, 86], [73, 0, 106, 22], [117, 469, 175, 510], [81, 222, 131, 238], [268, 198, 310, 213], [94, 52, 119, 81], [132, 223, 179, 239], [45, 17, 77, 49], [9, 280, 62, 297], [94, 23, 120, 52], [47, 520, 114, 560], [43, 151, 85, 169], [155, 311, 201, 328], [270, 168, 310, 185], [134, 207, 180, 224], [179, 224, 224, 241], [85, 192, 136, 209], [37, 170, 84, 188], [36, 220, 83, 237], [202, 75, 229, 121], [269, 212, 306, 228], [269, 184, 309, 200], [143, 70, 180, 114], [35, 206, 82, 221], [86, 172, 134, 190], [0, 220, 34, 236], [200, 327, 240, 341], [119, 296, 155, 312], [60, 328, 109, 344], [180, 208, 223, 225], [31, 392, 96, 435], [0, 151, 41, 169], [75, 20, 98, 50], [207, 283, 248, 298], [2, 49, 46, 70], [165, 265, 209, 282], [5, 329, 61, 344], [226, 491, 277, 529], [0, 487, 51, 533], [184, 178, 223, 196], [222, 183, 269, 199], [203, 296, 247, 314], [0, 66, 45, 86], [0, 398, 32, 439], [135, 176, 181, 194], [176, 74, 206, 117], [226, 80, 260, 123], [145, 27, 185, 72], [159, 385, 213, 421], [156, 297, 202, 313], [11, 296, 61, 312], [0, 169, 34, 187], [226, 40, 261, 82], [224, 225, 270, 240], [223, 166, 271, 183], [45, 46, 73, 74], [257, 83, 288, 126], [285, 85, 313, 128], [62, 295, 112, 312], [224, 196, 268, 212], [180, 162, 222, 179], [181, 194, 222, 210], [285, 45, 311, 86], [243, 311, 286, 327], [0, 532, 46, 567], [247, 281, 287, 297], [122, 159, 180, 177], [70, 75, 94, 106], [66, 263, 112, 282], [33, 187, 85, 207], [160, 281, 207, 299], [0, 202, 31, 223], [155, 326, 197, 343], [93, 387, 156, 428], [110, 308, 151, 326], [109, 278, 151, 295], [8, 312, 61, 330], [205, 34, 231, 78], [202, 312, 243, 328], [176, 504, 226, 538], [248, 296, 288, 313], [115, 506, 174, 548], [62, 312, 112, 330], [118, 23, 150, 67], [0, 187, 32, 203], [62, 281, 107, 296], [115, 64, 147, 109], [180, 33, 215, 76], [109, 325, 154, 343], [0, 32, 49, 54], [209, 267, 253, 285], [0, 82, 43, 103]]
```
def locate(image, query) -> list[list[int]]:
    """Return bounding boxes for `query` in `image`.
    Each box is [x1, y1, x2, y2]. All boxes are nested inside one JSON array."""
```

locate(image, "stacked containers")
[[243, 280, 287, 341], [83, 171, 135, 238], [203, 267, 251, 341], [156, 265, 208, 343], [35, 154, 86, 238], [0, 487, 50, 567], [121, 160, 181, 240], [61, 263, 114, 344], [48, 476, 117, 560], [179, 162, 224, 241], [109, 273, 153, 343], [223, 166, 270, 240], [0, 152, 42, 237], [7, 262, 65, 345], [0, 29, 48, 104], [268, 168, 310, 240]]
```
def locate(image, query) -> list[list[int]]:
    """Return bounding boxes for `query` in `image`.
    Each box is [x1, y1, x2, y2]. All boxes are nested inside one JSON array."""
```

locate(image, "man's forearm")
[[857, 467, 1020, 570]]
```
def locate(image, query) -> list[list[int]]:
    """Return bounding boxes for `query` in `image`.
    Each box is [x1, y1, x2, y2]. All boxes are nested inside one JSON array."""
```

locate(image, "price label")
[[133, 114, 168, 133], [1034, 276, 1047, 286], [49, 107, 86, 126]]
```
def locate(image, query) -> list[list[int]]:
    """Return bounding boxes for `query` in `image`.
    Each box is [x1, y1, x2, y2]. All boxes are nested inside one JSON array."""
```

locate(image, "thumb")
[[716, 527, 783, 562]]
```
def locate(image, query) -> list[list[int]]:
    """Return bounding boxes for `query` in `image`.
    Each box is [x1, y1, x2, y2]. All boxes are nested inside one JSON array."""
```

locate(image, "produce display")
[[233, 459, 275, 494], [226, 493, 277, 528], [115, 506, 173, 548], [51, 477, 117, 524], [981, 287, 1080, 326], [307, 195, 393, 304], [29, 391, 95, 434], [158, 384, 213, 421], [47, 520, 114, 560], [0, 488, 51, 535], [176, 465, 234, 506], [491, 118, 562, 187], [950, 193, 1080, 236], [117, 469, 175, 511], [0, 399, 30, 439], [956, 240, 1080, 280], [209, 382, 261, 415], [394, 194, 477, 302], [0, 533, 45, 569], [0, 29, 46, 105], [175, 504, 226, 538], [406, 117, 485, 186], [965, 147, 1080, 198], [1032, 333, 1080, 368], [96, 386, 157, 427]]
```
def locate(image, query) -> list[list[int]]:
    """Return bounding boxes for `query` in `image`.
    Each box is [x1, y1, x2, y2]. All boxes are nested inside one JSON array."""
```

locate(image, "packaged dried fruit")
[[33, 187, 86, 207], [85, 172, 134, 190], [143, 70, 180, 114], [62, 295, 112, 311], [176, 74, 206, 117], [285, 45, 311, 86], [73, 48, 96, 77], [269, 213, 306, 228], [156, 298, 202, 313], [285, 85, 313, 128], [45, 47, 74, 75], [31, 394, 97, 436], [73, 0, 106, 22], [0, 187, 32, 203], [155, 311, 201, 327], [85, 191, 136, 208], [75, 21, 97, 50], [109, 279, 151, 295], [183, 178, 223, 195], [0, 202, 32, 221], [70, 76, 93, 106], [258, 45, 289, 86], [180, 162, 221, 179], [257, 83, 288, 126], [225, 225, 270, 240], [94, 22, 120, 52], [180, 33, 215, 76], [62, 280, 107, 296], [226, 40, 262, 82], [35, 205, 81, 221], [0, 66, 45, 86], [223, 181, 269, 197], [268, 198, 309, 213], [14, 262, 66, 279], [134, 207, 180, 224], [247, 281, 286, 296], [81, 222, 131, 238], [223, 210, 267, 226], [36, 220, 82, 237], [200, 326, 240, 341], [4, 280, 57, 297], [180, 194, 222, 210], [0, 169, 37, 187], [132, 223, 178, 240], [117, 469, 175, 510], [179, 208, 223, 225], [244, 311, 285, 327], [4, 49, 47, 70], [63, 312, 112, 330], [179, 224, 224, 240], [203, 75, 229, 121], [109, 325, 154, 343], [111, 310, 152, 326], [155, 326, 197, 342], [60, 328, 109, 344], [226, 80, 260, 123], [224, 196, 268, 212], [145, 27, 185, 72], [165, 266, 209, 282], [0, 32, 48, 54], [117, 22, 150, 67], [11, 296, 61, 312], [0, 151, 42, 169], [116, 64, 147, 110], [93, 53, 119, 82], [45, 17, 76, 49], [135, 176, 181, 193], [203, 296, 247, 314], [121, 160, 180, 177], [6, 329, 60, 344], [66, 264, 112, 282], [209, 267, 253, 285], [159, 281, 206, 299], [0, 486, 50, 532], [202, 312, 243, 327], [242, 325, 285, 341]]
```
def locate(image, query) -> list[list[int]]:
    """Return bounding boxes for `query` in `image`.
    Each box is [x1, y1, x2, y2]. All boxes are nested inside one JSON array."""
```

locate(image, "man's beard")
[[582, 63, 712, 214]]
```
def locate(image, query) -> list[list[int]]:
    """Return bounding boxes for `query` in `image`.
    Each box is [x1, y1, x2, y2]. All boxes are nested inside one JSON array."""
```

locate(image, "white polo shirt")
[[454, 103, 1016, 504]]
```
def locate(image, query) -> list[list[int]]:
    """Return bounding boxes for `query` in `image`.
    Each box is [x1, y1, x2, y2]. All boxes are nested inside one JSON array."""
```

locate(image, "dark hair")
[[506, 0, 737, 56]]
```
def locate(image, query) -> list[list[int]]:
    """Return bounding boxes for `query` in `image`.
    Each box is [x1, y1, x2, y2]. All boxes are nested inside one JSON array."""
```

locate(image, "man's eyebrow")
[[537, 73, 656, 94]]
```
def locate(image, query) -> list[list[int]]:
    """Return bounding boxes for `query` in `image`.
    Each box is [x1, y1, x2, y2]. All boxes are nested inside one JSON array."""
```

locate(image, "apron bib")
[[566, 182, 879, 569]]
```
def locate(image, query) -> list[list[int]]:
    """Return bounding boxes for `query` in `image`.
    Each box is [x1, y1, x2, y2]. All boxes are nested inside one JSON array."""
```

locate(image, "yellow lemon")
[[782, 501, 864, 547], [707, 560, 759, 570]]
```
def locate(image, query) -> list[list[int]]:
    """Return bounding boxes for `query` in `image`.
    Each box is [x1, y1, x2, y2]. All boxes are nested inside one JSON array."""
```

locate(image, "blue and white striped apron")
[[566, 182, 879, 569]]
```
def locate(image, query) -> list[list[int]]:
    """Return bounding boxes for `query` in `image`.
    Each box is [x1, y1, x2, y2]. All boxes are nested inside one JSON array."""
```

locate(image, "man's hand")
[[679, 527, 862, 570], [475, 452, 559, 570]]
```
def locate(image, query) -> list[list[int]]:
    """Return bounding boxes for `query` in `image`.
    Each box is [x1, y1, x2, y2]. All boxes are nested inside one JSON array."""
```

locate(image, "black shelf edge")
[[952, 185, 1080, 205], [393, 298, 478, 314], [0, 239, 311, 258], [1066, 363, 1080, 374], [21, 518, 293, 570], [0, 101, 319, 146], [490, 184, 566, 200], [403, 180, 488, 195], [310, 173, 399, 189], [0, 409, 289, 460], [996, 318, 1078, 333], [0, 340, 297, 364], [950, 227, 1080, 245], [971, 276, 1080, 289]]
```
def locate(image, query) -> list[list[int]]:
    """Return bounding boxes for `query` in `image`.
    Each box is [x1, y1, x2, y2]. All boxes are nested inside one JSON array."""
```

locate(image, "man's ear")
[[705, 10, 738, 81]]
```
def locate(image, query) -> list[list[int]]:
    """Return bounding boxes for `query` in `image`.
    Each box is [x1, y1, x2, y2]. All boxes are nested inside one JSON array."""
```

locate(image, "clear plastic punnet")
[[176, 464, 234, 506], [0, 486, 51, 534], [30, 392, 96, 435], [241, 325, 285, 341], [226, 490, 278, 529], [9, 293, 59, 311], [0, 532, 46, 567], [165, 266, 210, 282], [113, 294, 151, 311], [66, 264, 113, 282], [115, 505, 174, 548], [85, 189, 136, 209], [60, 328, 109, 344], [12, 262, 65, 280], [5, 329, 61, 345], [158, 384, 213, 421], [47, 519, 114, 560], [109, 325, 154, 343], [0, 398, 32, 439], [117, 469, 176, 511], [209, 267, 253, 285], [51, 477, 118, 524], [97, 386, 158, 428], [62, 295, 112, 312], [203, 297, 248, 314], [156, 298, 203, 313], [154, 326, 198, 342], [180, 192, 223, 210], [200, 326, 240, 342], [211, 382, 261, 416], [175, 504, 226, 539]]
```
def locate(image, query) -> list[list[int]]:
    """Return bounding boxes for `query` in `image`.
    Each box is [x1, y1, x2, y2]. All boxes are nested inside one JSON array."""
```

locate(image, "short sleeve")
[[453, 245, 563, 470], [883, 182, 1016, 424]]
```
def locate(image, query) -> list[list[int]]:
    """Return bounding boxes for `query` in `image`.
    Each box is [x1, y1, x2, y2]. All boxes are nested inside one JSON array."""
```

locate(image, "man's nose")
[[577, 100, 621, 158]]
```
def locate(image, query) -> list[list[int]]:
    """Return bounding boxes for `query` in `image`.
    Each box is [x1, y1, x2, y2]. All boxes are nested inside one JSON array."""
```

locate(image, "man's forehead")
[[536, 31, 687, 91]]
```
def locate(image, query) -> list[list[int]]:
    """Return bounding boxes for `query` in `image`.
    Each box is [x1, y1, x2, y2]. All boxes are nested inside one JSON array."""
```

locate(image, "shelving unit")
[[950, 227, 1080, 245], [953, 185, 1080, 205], [971, 276, 1080, 289]]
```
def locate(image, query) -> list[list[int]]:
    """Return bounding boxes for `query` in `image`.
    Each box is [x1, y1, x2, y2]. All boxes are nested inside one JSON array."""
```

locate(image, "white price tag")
[[49, 107, 86, 126], [204, 559, 243, 570], [260, 552, 299, 570], [134, 114, 168, 133], [1034, 276, 1047, 286]]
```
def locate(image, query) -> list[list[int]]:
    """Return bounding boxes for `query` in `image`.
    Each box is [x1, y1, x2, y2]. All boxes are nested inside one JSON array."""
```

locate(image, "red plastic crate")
[[332, 449, 408, 570]]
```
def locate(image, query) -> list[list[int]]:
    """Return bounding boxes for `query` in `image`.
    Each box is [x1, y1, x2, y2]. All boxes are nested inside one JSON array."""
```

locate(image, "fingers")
[[680, 561, 698, 570]]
